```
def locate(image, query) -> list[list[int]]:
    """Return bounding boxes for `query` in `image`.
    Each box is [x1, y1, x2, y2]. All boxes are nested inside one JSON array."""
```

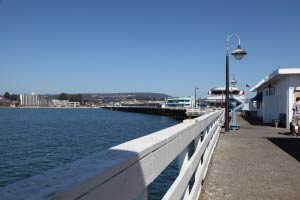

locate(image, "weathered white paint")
[[1, 110, 224, 200], [251, 68, 300, 92], [251, 68, 300, 127]]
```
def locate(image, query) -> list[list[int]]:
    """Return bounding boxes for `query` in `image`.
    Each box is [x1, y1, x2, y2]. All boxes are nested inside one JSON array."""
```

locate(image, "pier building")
[[162, 97, 195, 108], [251, 68, 300, 128]]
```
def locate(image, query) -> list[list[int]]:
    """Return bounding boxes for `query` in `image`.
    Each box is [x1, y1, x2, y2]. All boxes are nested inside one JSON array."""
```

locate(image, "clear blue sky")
[[1, 0, 300, 97]]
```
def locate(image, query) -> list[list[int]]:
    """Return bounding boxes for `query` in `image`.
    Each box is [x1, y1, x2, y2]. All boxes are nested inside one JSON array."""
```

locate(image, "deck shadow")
[[277, 131, 294, 136], [267, 137, 300, 162], [242, 116, 273, 127]]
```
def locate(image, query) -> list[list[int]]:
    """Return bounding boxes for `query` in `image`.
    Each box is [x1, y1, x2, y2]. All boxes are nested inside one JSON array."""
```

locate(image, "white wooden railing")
[[1, 109, 224, 200]]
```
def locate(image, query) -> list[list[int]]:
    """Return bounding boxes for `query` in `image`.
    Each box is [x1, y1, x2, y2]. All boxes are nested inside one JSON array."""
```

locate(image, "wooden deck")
[[201, 114, 300, 200]]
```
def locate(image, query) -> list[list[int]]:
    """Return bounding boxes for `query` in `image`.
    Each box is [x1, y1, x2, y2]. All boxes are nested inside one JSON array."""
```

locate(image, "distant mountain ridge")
[[85, 92, 171, 98], [42, 92, 171, 100]]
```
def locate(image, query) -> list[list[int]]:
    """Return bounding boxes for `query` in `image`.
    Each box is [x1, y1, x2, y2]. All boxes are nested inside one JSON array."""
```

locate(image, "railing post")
[[178, 146, 190, 199], [194, 135, 202, 180], [181, 185, 190, 200], [203, 127, 210, 175], [178, 147, 189, 174]]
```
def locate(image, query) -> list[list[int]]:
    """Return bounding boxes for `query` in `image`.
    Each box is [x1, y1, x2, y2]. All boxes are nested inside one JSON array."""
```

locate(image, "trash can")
[[274, 119, 279, 128]]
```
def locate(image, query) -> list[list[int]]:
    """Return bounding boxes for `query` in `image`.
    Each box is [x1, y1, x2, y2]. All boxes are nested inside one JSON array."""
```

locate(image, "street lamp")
[[225, 33, 247, 132], [195, 87, 199, 108]]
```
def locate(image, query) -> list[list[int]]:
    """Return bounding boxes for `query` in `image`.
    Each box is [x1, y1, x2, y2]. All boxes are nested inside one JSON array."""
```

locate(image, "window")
[[266, 84, 276, 96], [265, 90, 269, 96], [269, 86, 275, 95]]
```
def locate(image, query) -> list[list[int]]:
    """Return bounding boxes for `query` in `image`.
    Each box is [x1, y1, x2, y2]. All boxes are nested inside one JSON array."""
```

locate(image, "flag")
[[246, 84, 250, 88]]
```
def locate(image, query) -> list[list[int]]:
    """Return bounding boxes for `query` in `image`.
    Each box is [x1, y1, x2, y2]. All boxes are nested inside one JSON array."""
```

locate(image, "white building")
[[51, 100, 80, 107], [162, 97, 195, 108], [66, 102, 80, 107], [251, 68, 300, 128], [51, 99, 69, 107], [20, 92, 39, 106]]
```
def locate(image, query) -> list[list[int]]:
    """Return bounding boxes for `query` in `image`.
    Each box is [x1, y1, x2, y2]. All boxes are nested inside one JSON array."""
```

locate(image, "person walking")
[[292, 97, 300, 136]]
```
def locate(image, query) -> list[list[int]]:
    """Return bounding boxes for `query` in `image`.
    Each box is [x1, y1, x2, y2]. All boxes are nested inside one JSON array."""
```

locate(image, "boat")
[[206, 77, 246, 109]]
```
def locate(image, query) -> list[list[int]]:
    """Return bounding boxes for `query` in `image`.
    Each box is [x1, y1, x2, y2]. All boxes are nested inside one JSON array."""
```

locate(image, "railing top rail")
[[1, 109, 224, 200]]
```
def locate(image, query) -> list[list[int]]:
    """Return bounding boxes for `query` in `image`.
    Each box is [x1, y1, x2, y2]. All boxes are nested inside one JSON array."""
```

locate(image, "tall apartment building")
[[20, 92, 39, 106]]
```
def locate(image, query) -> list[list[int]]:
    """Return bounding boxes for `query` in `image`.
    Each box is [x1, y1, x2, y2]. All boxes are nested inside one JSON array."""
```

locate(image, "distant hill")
[[82, 92, 171, 101], [85, 92, 171, 98], [42, 92, 171, 101]]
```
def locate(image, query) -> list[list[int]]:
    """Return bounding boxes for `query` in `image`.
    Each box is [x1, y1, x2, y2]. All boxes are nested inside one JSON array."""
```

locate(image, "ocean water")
[[0, 108, 180, 199]]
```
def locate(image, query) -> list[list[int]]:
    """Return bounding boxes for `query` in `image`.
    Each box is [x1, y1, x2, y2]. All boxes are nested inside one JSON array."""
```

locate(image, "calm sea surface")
[[0, 108, 180, 199]]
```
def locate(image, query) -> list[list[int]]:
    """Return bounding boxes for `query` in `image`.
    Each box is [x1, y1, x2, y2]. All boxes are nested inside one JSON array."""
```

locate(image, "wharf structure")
[[104, 106, 189, 119], [250, 68, 300, 128], [119, 100, 164, 107], [104, 96, 200, 119]]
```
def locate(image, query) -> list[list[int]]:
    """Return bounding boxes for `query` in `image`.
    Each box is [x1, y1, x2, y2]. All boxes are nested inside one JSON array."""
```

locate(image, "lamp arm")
[[226, 33, 241, 55]]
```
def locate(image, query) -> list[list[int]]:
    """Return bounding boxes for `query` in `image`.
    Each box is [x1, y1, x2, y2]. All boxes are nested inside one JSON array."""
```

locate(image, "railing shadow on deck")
[[267, 137, 300, 162], [1, 110, 224, 200]]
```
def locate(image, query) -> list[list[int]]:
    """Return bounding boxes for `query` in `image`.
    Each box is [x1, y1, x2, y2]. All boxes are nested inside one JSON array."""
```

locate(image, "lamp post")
[[195, 87, 199, 108], [225, 34, 247, 132]]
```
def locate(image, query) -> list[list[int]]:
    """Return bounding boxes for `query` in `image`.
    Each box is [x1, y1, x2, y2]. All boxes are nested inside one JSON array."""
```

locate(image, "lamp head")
[[231, 45, 247, 60]]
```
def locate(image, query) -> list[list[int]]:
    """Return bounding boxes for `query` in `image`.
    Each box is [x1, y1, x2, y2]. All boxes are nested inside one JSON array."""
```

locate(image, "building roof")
[[167, 97, 193, 100], [210, 87, 241, 91], [250, 68, 300, 92]]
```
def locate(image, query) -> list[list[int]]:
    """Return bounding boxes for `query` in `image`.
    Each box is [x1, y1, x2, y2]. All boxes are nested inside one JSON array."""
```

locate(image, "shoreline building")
[[20, 92, 39, 106], [51, 99, 69, 107], [162, 97, 195, 108], [51, 99, 80, 108], [250, 68, 300, 128], [66, 102, 80, 107]]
